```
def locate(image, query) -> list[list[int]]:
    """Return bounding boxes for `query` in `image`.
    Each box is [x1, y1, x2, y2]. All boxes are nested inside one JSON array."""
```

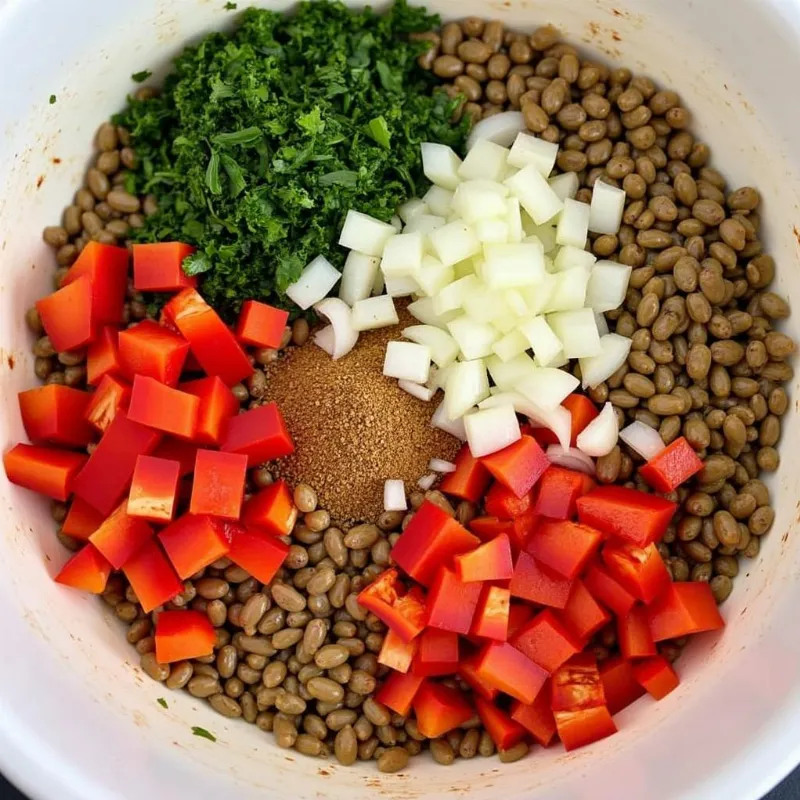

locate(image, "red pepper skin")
[[54, 544, 113, 594], [122, 539, 183, 613], [481, 435, 550, 498], [4, 443, 87, 501], [390, 500, 480, 587], [241, 480, 298, 537], [375, 671, 425, 716], [190, 450, 248, 520], [458, 653, 499, 700], [62, 497, 106, 541], [512, 609, 583, 673], [509, 551, 573, 608], [533, 394, 599, 447], [559, 579, 611, 642], [128, 375, 200, 440], [583, 562, 637, 617], [377, 629, 418, 674], [507, 602, 534, 639], [471, 585, 511, 641], [576, 485, 677, 547], [484, 482, 533, 520], [159, 514, 231, 579], [127, 455, 181, 524], [639, 436, 703, 492], [155, 610, 215, 664], [526, 519, 603, 580], [474, 641, 548, 705], [632, 655, 680, 700], [426, 566, 483, 634], [439, 444, 492, 502], [469, 516, 514, 543], [235, 300, 290, 349], [133, 242, 197, 292], [358, 569, 427, 643], [118, 320, 190, 388], [618, 605, 657, 660], [85, 375, 131, 434], [87, 326, 122, 386], [454, 534, 513, 583], [36, 277, 95, 353], [220, 402, 294, 467], [599, 655, 645, 715], [152, 438, 200, 478], [89, 502, 154, 569], [62, 241, 129, 326], [475, 696, 527, 750], [534, 467, 586, 520], [602, 541, 671, 604], [179, 376, 239, 446], [412, 628, 460, 677], [510, 508, 540, 554], [511, 686, 557, 747], [647, 582, 724, 642], [18, 385, 94, 449], [551, 652, 607, 712], [226, 524, 289, 586], [555, 706, 617, 751], [413, 681, 474, 739]]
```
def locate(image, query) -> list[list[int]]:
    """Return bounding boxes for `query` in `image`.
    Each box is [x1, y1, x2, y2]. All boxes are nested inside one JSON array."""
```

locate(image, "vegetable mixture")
[[6, 0, 795, 775]]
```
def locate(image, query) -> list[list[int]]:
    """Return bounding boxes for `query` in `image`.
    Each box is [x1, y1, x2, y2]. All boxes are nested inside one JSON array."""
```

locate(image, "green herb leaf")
[[183, 251, 213, 276], [220, 153, 246, 197], [209, 75, 234, 103], [132, 70, 153, 83], [211, 127, 263, 147], [319, 170, 359, 187], [205, 151, 222, 195], [296, 107, 325, 136], [49, 94, 57, 105], [157, 698, 168, 709], [366, 116, 391, 149], [191, 726, 217, 742], [224, 1, 237, 8]]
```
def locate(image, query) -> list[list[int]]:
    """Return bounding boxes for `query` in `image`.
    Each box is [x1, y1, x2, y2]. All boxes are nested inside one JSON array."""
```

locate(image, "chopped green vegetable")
[[157, 697, 168, 709], [225, 1, 237, 8], [49, 94, 57, 105], [116, 0, 467, 317], [192, 726, 217, 741], [131, 70, 153, 83]]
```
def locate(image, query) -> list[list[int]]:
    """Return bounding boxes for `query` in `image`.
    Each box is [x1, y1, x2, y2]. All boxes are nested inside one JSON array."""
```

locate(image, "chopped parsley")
[[131, 70, 153, 83], [157, 697, 168, 709], [191, 726, 217, 742], [49, 94, 57, 105], [224, 2, 238, 8]]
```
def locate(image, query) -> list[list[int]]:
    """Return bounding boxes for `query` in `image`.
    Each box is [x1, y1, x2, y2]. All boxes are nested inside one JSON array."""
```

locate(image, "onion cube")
[[398, 379, 435, 402], [403, 214, 446, 237], [516, 367, 579, 410], [407, 297, 457, 329], [398, 198, 429, 223], [492, 328, 530, 362], [463, 286, 512, 325], [313, 324, 335, 356], [372, 268, 385, 296], [579, 333, 633, 389], [507, 132, 558, 176], [445, 358, 490, 420], [556, 198, 591, 249], [423, 185, 454, 217], [505, 164, 564, 225], [519, 272, 558, 315], [452, 180, 509, 224], [548, 172, 580, 201], [529, 225, 557, 254], [589, 179, 626, 234], [475, 218, 511, 243], [381, 232, 424, 278], [585, 260, 633, 312], [487, 352, 536, 389], [553, 244, 597, 272], [351, 295, 399, 331], [339, 251, 380, 306], [547, 308, 602, 358], [482, 241, 546, 288], [383, 479, 408, 512], [433, 274, 480, 316], [384, 275, 419, 297], [464, 404, 521, 458], [431, 399, 467, 439], [429, 221, 481, 267], [544, 269, 590, 312], [383, 341, 431, 384], [422, 143, 463, 190], [415, 256, 455, 297], [338, 210, 397, 257], [403, 325, 460, 368], [285, 255, 342, 310], [519, 316, 564, 367], [447, 315, 500, 360], [458, 139, 509, 182], [506, 197, 523, 243]]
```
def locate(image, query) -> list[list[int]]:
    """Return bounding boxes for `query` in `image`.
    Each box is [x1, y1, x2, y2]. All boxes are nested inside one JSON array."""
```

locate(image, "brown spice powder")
[[264, 307, 460, 524]]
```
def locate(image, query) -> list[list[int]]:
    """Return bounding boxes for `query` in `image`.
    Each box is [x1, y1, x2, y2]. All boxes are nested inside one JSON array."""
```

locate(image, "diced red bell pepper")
[[235, 300, 289, 348], [576, 485, 677, 548], [412, 628, 460, 677], [179, 376, 238, 446], [62, 497, 106, 540], [163, 288, 254, 386], [458, 653, 499, 700], [155, 609, 215, 664], [618, 605, 657, 660], [127, 455, 180, 523], [526, 519, 603, 580], [471, 585, 510, 641], [559, 579, 611, 642], [647, 582, 724, 642], [555, 705, 617, 751], [535, 467, 587, 520], [225, 523, 289, 585], [3, 443, 87, 501], [481, 435, 549, 499], [474, 641, 548, 705], [413, 681, 474, 739], [54, 543, 113, 594], [510, 508, 540, 553], [122, 539, 183, 612], [426, 566, 483, 634], [583, 562, 637, 617], [89, 502, 154, 569], [36, 277, 95, 353], [507, 602, 534, 639], [484, 481, 533, 520], [159, 514, 231, 579], [512, 609, 583, 673], [189, 450, 248, 520], [509, 551, 573, 608], [85, 374, 131, 434], [375, 671, 425, 716], [602, 541, 670, 604], [127, 375, 200, 440], [599, 655, 645, 715], [133, 242, 197, 293], [468, 516, 514, 543], [511, 687, 557, 747], [18, 384, 94, 448], [390, 500, 480, 587], [62, 241, 128, 326], [639, 436, 704, 493], [87, 326, 122, 386], [241, 480, 298, 537], [72, 410, 162, 515], [357, 569, 426, 643], [439, 443, 492, 503], [454, 534, 513, 583], [377, 629, 418, 674], [152, 438, 199, 478], [475, 696, 527, 750], [118, 320, 190, 387], [220, 402, 294, 467], [632, 655, 680, 700], [533, 394, 599, 447]]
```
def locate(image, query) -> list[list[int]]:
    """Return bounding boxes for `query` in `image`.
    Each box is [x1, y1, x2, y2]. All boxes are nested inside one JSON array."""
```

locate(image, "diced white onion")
[[422, 142, 463, 190], [431, 399, 467, 440], [429, 458, 457, 473], [338, 210, 397, 256], [579, 333, 633, 389], [384, 275, 419, 298], [548, 172, 580, 202], [462, 286, 512, 325], [313, 324, 335, 356], [620, 421, 667, 461], [445, 358, 489, 420], [576, 402, 619, 458], [408, 296, 456, 329], [589, 179, 626, 234], [429, 221, 481, 267], [482, 241, 546, 289], [447, 315, 500, 360], [556, 198, 591, 249], [453, 181, 509, 224], [492, 328, 530, 362], [505, 164, 564, 225], [351, 295, 399, 331], [415, 256, 454, 297], [547, 308, 602, 359], [383, 341, 431, 384], [423, 185, 454, 217], [515, 367, 580, 410], [433, 274, 479, 316], [545, 269, 590, 313], [507, 132, 558, 176], [466, 111, 526, 151], [474, 218, 511, 244], [459, 139, 510, 182], [403, 325, 460, 368], [417, 473, 437, 490], [465, 404, 521, 458], [585, 260, 633, 313], [506, 198, 523, 244], [479, 392, 571, 451], [372, 267, 385, 296], [339, 251, 380, 306], [390, 215, 403, 231], [384, 479, 408, 511], [546, 444, 596, 475], [285, 255, 342, 310], [487, 353, 536, 390], [553, 245, 597, 272], [519, 272, 558, 315], [398, 379, 435, 402], [403, 214, 446, 237], [381, 231, 424, 278], [313, 298, 358, 360], [595, 311, 609, 337], [398, 198, 429, 223]]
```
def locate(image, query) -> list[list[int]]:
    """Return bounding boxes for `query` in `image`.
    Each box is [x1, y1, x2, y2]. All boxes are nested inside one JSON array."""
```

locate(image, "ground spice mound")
[[265, 310, 460, 524]]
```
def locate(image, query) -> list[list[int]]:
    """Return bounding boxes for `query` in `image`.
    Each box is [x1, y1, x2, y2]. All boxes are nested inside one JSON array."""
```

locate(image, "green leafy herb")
[[115, 0, 468, 317], [191, 726, 217, 742], [132, 70, 153, 83], [49, 94, 57, 105], [225, 1, 238, 8], [157, 697, 168, 709]]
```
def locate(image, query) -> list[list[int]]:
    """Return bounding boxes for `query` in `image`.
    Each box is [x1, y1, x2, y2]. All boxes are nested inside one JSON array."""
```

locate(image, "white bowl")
[[1, 1, 799, 798]]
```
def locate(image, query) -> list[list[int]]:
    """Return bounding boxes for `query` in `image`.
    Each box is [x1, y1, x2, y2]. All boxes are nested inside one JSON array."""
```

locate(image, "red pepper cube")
[[484, 481, 533, 520], [632, 655, 680, 700], [36, 277, 95, 353], [62, 241, 128, 326], [471, 585, 510, 641], [220, 402, 294, 467], [559, 579, 611, 642], [375, 671, 425, 716], [599, 655, 645, 715], [390, 500, 480, 587], [159, 514, 231, 578], [508, 602, 534, 639], [535, 467, 586, 520], [190, 450, 247, 520], [469, 516, 514, 543], [128, 375, 200, 440], [72, 411, 162, 516], [576, 485, 677, 548], [3, 443, 87, 501], [227, 525, 289, 585], [459, 653, 500, 700], [439, 443, 492, 503], [62, 497, 106, 541], [639, 436, 704, 493], [481, 435, 550, 498], [618, 605, 657, 660], [85, 374, 131, 434], [583, 562, 637, 617], [133, 242, 197, 293], [155, 610, 216, 664], [413, 681, 474, 739], [180, 376, 239, 446], [475, 696, 527, 751], [153, 438, 199, 478], [412, 628, 460, 677], [512, 609, 583, 673], [122, 539, 183, 613], [89, 502, 154, 569], [18, 384, 94, 448], [534, 394, 599, 447], [163, 288, 254, 386], [647, 582, 724, 642], [509, 551, 573, 609], [127, 455, 181, 523], [454, 534, 513, 583], [235, 300, 289, 348], [377, 629, 418, 674], [358, 569, 427, 643], [426, 566, 483, 634], [118, 320, 190, 387], [526, 519, 603, 580], [551, 652, 607, 714], [555, 706, 617, 751], [241, 480, 298, 537], [87, 326, 122, 386], [54, 543, 113, 594], [474, 641, 548, 705], [602, 541, 671, 604], [510, 508, 540, 554], [511, 688, 557, 747]]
